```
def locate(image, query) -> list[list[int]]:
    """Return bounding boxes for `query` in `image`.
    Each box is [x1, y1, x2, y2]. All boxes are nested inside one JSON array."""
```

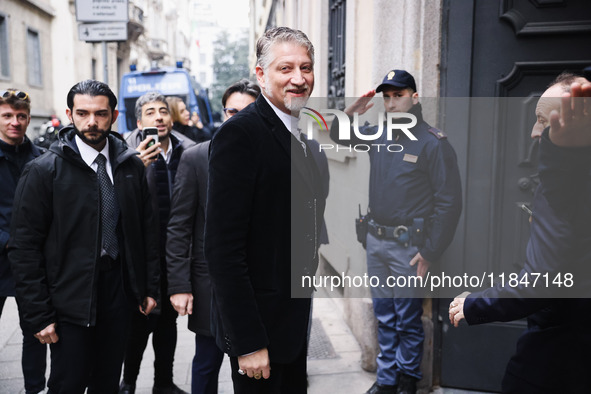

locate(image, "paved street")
[[0, 292, 378, 394], [0, 293, 488, 394]]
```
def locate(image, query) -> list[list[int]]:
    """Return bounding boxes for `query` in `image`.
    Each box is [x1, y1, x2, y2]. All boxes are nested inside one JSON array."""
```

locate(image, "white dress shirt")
[[263, 95, 307, 155], [75, 135, 114, 183]]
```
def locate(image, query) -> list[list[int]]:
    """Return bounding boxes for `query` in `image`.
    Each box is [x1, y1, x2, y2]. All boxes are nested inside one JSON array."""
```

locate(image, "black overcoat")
[[204, 95, 325, 363]]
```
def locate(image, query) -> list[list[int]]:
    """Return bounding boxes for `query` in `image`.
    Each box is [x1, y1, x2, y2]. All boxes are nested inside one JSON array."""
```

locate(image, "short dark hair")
[[0, 88, 31, 114], [221, 79, 261, 108], [135, 91, 168, 120], [67, 79, 117, 112]]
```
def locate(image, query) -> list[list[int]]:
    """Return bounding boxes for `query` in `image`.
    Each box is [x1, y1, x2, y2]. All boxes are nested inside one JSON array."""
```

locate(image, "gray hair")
[[549, 71, 589, 93], [135, 91, 168, 120], [256, 27, 315, 71]]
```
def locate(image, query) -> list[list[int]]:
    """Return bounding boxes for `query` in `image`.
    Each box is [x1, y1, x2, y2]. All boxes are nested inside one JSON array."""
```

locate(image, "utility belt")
[[367, 218, 425, 247]]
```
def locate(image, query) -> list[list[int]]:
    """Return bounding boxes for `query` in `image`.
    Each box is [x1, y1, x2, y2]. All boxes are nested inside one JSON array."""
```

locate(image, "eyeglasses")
[[223, 107, 239, 117], [1, 90, 30, 103]]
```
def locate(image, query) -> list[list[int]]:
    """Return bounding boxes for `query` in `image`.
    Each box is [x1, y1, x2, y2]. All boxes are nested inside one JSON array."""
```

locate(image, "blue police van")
[[118, 63, 214, 135]]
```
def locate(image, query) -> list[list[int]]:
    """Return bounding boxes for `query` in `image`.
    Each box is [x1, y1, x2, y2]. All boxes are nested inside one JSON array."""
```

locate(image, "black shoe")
[[118, 381, 136, 394], [365, 381, 397, 394], [152, 384, 189, 394], [396, 374, 417, 394]]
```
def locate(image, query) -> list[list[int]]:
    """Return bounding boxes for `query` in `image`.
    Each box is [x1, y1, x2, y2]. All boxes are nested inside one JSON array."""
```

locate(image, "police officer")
[[449, 75, 591, 393], [330, 69, 462, 394]]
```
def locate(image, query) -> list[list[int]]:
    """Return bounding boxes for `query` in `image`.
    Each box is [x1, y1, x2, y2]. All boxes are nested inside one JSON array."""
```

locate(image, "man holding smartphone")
[[122, 92, 194, 394]]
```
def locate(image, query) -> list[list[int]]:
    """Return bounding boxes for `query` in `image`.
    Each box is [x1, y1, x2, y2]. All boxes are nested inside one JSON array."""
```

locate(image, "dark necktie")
[[95, 153, 119, 259], [298, 132, 307, 157]]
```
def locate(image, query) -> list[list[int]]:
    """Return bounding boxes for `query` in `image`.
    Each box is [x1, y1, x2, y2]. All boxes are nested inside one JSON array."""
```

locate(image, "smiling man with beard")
[[8, 79, 160, 393], [205, 27, 325, 393]]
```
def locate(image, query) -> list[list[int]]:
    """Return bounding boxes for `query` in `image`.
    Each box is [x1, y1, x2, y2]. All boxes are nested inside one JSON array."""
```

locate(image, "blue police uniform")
[[331, 101, 462, 388], [463, 129, 591, 392]]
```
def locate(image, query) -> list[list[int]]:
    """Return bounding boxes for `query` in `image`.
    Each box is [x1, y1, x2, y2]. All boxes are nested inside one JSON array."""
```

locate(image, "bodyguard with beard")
[[8, 79, 160, 393], [205, 27, 325, 392]]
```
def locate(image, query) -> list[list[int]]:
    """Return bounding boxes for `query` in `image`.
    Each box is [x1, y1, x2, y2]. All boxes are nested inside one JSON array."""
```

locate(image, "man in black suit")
[[449, 75, 591, 392], [204, 27, 325, 393]]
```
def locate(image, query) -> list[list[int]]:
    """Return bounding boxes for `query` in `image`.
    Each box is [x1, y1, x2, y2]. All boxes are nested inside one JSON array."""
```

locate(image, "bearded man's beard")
[[73, 123, 110, 145]]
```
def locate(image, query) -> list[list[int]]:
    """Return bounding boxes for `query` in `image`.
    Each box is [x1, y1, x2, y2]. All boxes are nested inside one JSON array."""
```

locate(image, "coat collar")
[[51, 127, 137, 172], [0, 135, 41, 158], [253, 96, 321, 195], [255, 95, 292, 159]]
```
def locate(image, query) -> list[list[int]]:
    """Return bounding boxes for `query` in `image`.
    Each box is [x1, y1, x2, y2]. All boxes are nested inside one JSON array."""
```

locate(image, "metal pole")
[[102, 41, 109, 85]]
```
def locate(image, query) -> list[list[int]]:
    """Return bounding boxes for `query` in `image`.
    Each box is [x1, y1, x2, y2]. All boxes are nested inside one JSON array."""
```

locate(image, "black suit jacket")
[[166, 141, 212, 335], [204, 95, 325, 363]]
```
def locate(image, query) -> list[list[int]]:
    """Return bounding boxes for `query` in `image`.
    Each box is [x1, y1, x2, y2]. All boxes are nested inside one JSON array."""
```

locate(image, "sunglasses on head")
[[1, 90, 30, 102], [223, 107, 239, 116]]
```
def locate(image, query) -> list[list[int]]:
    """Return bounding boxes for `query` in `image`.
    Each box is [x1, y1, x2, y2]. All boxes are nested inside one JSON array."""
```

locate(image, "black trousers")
[[47, 266, 131, 394], [192, 334, 224, 394], [1, 296, 48, 393], [229, 343, 308, 394], [18, 300, 48, 394], [122, 289, 178, 387]]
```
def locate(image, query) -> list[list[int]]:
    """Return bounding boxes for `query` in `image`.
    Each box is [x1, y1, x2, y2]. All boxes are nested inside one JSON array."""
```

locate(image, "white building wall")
[[2, 0, 56, 136]]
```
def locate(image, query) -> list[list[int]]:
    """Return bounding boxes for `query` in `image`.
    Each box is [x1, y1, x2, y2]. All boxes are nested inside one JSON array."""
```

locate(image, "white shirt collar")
[[75, 134, 109, 166], [74, 134, 113, 182], [262, 94, 301, 140]]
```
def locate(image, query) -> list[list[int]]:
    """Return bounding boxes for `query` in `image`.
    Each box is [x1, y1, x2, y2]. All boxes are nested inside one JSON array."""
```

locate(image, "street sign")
[[75, 0, 129, 22], [78, 22, 128, 42]]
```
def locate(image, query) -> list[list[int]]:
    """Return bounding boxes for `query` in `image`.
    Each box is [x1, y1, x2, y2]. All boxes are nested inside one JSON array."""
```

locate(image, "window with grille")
[[27, 28, 42, 86], [0, 15, 9, 79], [328, 0, 346, 98]]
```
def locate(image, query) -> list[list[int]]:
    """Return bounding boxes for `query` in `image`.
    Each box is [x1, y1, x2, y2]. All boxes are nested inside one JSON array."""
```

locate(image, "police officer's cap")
[[376, 69, 417, 93]]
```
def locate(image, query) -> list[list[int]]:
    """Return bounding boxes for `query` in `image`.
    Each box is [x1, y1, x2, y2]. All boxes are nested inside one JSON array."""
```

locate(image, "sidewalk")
[[0, 292, 376, 393], [0, 294, 485, 393]]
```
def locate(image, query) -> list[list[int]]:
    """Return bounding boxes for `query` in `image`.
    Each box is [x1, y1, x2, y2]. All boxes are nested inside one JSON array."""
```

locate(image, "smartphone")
[[143, 127, 158, 148]]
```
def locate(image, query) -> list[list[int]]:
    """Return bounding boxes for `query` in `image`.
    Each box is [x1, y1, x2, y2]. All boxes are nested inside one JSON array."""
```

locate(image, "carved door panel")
[[437, 0, 591, 391]]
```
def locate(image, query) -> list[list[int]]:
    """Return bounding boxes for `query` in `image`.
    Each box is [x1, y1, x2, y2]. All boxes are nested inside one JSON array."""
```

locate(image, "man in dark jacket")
[[167, 79, 260, 394], [449, 76, 591, 393], [8, 79, 160, 393], [121, 92, 193, 394], [0, 89, 47, 394], [205, 27, 325, 392]]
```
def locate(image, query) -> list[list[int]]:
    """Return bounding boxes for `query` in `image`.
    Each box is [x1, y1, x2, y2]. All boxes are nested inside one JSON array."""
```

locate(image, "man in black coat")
[[0, 89, 47, 394], [121, 92, 193, 394], [8, 80, 160, 393], [204, 27, 325, 393], [167, 79, 260, 394], [449, 75, 591, 393]]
